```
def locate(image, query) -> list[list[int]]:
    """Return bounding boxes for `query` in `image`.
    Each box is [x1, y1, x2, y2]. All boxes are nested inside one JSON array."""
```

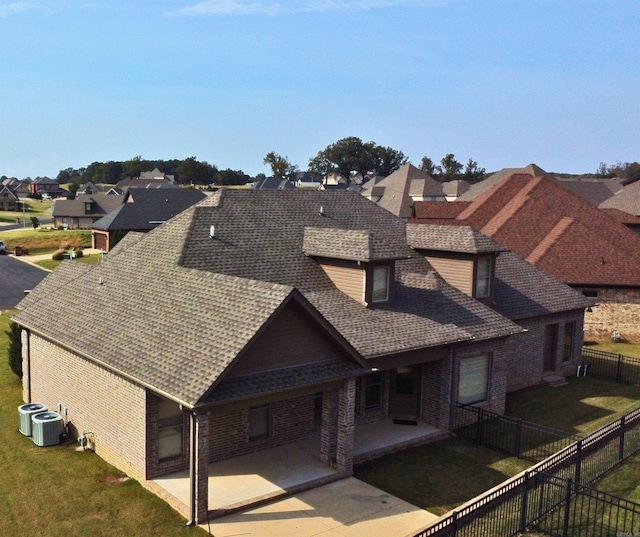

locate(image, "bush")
[[73, 248, 83, 258], [6, 322, 22, 378], [51, 249, 66, 261]]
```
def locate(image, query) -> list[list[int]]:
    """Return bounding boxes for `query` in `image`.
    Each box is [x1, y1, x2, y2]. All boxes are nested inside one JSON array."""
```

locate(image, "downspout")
[[185, 409, 197, 526], [25, 329, 31, 402]]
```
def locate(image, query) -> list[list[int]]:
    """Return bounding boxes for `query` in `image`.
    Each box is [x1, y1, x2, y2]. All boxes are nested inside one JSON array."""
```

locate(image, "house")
[[13, 190, 589, 523], [251, 176, 296, 189], [360, 164, 445, 218], [599, 178, 640, 217], [91, 188, 207, 252], [292, 171, 323, 189], [76, 182, 104, 196], [29, 177, 66, 198], [114, 174, 179, 192], [2, 178, 30, 198], [0, 184, 21, 211], [139, 168, 176, 183], [52, 193, 124, 230], [412, 173, 640, 342]]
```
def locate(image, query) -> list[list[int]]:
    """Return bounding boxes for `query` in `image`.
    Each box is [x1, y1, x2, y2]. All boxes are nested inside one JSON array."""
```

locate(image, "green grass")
[[591, 453, 640, 503], [0, 199, 53, 222], [585, 341, 640, 358], [0, 311, 207, 536], [356, 376, 640, 516], [35, 253, 103, 271], [0, 229, 91, 252]]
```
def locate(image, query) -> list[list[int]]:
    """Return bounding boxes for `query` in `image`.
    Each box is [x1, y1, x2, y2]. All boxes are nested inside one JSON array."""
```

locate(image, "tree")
[[6, 322, 22, 379], [463, 158, 486, 184], [440, 153, 463, 181], [30, 217, 39, 229], [420, 156, 438, 176], [372, 146, 408, 177], [309, 137, 405, 183], [263, 152, 298, 179]]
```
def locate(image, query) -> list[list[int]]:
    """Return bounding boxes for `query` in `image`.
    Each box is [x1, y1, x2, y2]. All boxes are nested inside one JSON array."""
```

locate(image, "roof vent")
[[319, 206, 324, 216], [210, 225, 215, 238]]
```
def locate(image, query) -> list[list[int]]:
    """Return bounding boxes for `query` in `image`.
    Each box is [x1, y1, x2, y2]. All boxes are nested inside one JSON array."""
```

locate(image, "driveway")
[[0, 255, 48, 310], [205, 477, 438, 537]]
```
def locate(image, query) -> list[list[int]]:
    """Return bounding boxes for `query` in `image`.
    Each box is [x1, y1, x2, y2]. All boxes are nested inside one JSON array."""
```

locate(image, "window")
[[158, 399, 184, 460], [582, 290, 599, 298], [84, 202, 92, 214], [364, 372, 383, 410], [248, 404, 270, 440], [475, 257, 492, 298], [458, 354, 489, 404], [563, 322, 575, 361], [395, 367, 415, 395], [372, 265, 390, 303], [314, 393, 323, 426]]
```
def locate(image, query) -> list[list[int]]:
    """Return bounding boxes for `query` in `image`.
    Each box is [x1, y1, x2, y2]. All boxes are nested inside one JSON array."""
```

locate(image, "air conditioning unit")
[[31, 412, 63, 447], [18, 403, 47, 436]]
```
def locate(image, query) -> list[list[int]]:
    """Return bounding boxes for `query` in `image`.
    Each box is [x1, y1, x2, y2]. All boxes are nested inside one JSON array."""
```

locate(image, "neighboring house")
[[360, 164, 445, 218], [412, 173, 640, 342], [292, 172, 323, 189], [599, 178, 640, 217], [29, 177, 66, 198], [0, 184, 21, 211], [2, 178, 30, 198], [115, 176, 179, 192], [76, 182, 104, 196], [442, 179, 470, 201], [251, 176, 296, 189], [139, 168, 176, 183], [91, 188, 207, 252], [52, 194, 124, 230], [14, 190, 589, 523]]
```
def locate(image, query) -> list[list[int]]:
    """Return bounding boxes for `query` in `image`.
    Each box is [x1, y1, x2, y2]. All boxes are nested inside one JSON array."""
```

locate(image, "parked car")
[[0, 240, 6, 255]]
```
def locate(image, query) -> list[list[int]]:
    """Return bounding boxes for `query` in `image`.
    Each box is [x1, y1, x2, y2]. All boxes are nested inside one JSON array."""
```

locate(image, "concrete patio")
[[151, 418, 448, 519]]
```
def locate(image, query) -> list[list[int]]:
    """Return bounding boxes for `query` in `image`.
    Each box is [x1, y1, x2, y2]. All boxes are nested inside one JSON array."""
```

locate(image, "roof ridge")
[[526, 216, 574, 264]]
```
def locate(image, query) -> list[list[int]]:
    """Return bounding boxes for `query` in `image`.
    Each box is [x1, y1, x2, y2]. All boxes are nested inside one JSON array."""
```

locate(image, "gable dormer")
[[302, 226, 408, 307], [406, 224, 507, 305]]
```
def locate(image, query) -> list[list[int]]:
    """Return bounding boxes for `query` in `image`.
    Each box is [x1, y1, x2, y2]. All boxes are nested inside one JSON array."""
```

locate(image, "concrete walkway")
[[203, 477, 439, 537]]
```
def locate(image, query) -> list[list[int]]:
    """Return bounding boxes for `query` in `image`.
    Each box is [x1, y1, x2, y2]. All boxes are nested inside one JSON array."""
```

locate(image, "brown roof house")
[[91, 188, 207, 252], [13, 190, 589, 524], [52, 193, 124, 230], [413, 173, 640, 342]]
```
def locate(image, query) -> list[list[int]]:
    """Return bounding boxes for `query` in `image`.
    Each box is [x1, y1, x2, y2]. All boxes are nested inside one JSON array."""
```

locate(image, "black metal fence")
[[415, 407, 640, 537], [452, 404, 581, 462], [581, 347, 640, 385]]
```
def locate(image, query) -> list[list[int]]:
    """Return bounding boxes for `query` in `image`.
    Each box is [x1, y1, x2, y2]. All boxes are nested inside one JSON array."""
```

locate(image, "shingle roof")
[[360, 163, 443, 218], [599, 180, 640, 216], [14, 190, 524, 406], [407, 224, 508, 254], [92, 188, 206, 231], [413, 174, 640, 287], [458, 164, 552, 201], [303, 227, 409, 261], [52, 194, 124, 218]]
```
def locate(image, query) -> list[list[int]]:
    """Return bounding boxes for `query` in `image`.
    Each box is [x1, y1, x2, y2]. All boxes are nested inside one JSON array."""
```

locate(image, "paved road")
[[0, 218, 53, 232], [0, 256, 48, 310]]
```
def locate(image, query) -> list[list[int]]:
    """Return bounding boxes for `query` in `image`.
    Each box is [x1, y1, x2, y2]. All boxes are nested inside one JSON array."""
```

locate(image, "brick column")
[[336, 378, 356, 473], [193, 410, 210, 524], [320, 389, 338, 464]]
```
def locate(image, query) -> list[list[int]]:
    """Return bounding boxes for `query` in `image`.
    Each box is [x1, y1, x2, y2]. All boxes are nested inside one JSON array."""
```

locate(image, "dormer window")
[[372, 265, 390, 303], [85, 202, 92, 214], [475, 257, 492, 298]]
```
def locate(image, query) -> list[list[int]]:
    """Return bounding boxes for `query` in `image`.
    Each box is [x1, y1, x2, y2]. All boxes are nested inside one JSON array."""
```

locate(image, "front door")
[[389, 365, 421, 417]]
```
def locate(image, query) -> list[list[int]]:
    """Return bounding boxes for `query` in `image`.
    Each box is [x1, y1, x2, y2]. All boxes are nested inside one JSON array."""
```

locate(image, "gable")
[[224, 299, 364, 379]]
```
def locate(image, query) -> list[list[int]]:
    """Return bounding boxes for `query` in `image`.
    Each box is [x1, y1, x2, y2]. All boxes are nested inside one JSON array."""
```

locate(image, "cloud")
[[0, 1, 38, 17], [168, 0, 448, 17]]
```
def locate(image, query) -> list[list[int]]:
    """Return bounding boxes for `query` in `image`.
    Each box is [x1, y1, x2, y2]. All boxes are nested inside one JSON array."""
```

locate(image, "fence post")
[[451, 510, 458, 537], [616, 354, 623, 383], [476, 408, 484, 446], [519, 471, 530, 533], [563, 477, 573, 537], [515, 418, 522, 458], [574, 439, 582, 485], [619, 415, 626, 462]]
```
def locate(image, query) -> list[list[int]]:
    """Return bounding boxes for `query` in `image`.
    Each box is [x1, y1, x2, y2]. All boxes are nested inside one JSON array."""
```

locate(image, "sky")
[[1, 0, 639, 179]]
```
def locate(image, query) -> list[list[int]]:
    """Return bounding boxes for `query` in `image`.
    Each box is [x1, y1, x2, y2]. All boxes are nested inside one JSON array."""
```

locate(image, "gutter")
[[185, 410, 197, 526]]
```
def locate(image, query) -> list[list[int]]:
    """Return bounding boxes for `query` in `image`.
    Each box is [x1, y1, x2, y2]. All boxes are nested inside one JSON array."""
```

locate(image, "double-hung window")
[[372, 265, 390, 303], [158, 399, 184, 460], [475, 257, 492, 298], [458, 354, 490, 404], [249, 404, 270, 440]]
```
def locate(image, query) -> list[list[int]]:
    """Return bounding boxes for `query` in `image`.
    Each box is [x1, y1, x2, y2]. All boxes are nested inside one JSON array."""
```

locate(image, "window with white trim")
[[458, 354, 490, 404], [158, 399, 184, 460], [372, 265, 390, 303], [475, 257, 492, 298], [248, 404, 270, 440]]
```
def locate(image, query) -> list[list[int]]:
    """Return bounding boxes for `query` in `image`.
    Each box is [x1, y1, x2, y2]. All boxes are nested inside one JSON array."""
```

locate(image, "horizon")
[[2, 1, 639, 179]]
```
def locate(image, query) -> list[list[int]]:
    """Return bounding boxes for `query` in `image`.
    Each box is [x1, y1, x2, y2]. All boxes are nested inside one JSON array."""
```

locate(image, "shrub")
[[73, 248, 83, 258], [6, 322, 22, 378], [52, 249, 66, 261]]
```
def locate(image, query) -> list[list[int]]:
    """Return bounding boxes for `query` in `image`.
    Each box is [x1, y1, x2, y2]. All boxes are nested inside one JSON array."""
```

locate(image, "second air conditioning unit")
[[31, 412, 63, 447]]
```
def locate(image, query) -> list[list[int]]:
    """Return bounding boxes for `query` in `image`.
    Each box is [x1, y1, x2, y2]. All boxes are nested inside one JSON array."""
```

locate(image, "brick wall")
[[583, 288, 640, 343], [504, 310, 585, 392], [22, 332, 148, 481], [208, 392, 318, 462], [420, 357, 452, 429]]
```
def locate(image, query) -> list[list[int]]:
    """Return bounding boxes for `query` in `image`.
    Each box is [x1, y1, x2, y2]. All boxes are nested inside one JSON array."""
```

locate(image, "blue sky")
[[1, 0, 639, 179]]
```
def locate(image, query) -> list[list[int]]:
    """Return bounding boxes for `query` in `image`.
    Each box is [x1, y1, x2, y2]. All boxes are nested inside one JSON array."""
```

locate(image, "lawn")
[[0, 228, 91, 253], [0, 199, 53, 223], [591, 453, 640, 503], [0, 311, 207, 537], [35, 252, 103, 271], [586, 341, 640, 358], [355, 376, 640, 516]]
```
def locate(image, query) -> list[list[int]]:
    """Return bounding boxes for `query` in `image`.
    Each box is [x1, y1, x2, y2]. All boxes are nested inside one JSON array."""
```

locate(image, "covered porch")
[[150, 418, 447, 519]]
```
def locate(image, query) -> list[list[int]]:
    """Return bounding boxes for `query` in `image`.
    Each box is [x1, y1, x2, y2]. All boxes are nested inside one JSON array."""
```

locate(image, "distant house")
[[91, 188, 207, 252], [114, 171, 179, 193], [52, 194, 124, 230], [2, 178, 30, 198], [14, 189, 589, 523], [292, 172, 323, 189], [251, 177, 296, 189], [0, 184, 21, 211], [76, 182, 104, 196], [139, 167, 176, 183], [29, 177, 66, 198], [413, 173, 640, 342], [600, 178, 640, 217]]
